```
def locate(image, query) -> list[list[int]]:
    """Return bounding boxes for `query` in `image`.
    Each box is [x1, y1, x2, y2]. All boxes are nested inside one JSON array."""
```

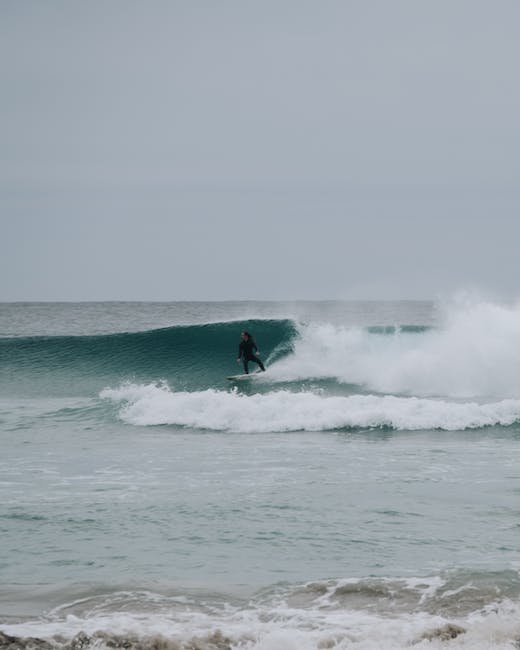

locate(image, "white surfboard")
[[227, 373, 261, 380]]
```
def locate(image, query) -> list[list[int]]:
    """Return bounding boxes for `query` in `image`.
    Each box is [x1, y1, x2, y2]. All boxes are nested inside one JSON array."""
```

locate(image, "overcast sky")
[[1, 0, 519, 301]]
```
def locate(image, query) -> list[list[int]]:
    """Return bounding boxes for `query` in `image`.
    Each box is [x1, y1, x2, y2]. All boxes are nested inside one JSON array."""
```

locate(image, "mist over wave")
[[269, 300, 520, 398]]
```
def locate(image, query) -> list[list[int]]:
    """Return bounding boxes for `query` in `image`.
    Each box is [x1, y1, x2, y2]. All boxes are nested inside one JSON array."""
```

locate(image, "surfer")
[[237, 331, 266, 374]]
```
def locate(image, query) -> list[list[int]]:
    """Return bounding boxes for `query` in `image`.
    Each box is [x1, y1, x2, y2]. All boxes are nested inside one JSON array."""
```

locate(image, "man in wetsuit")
[[237, 331, 266, 374]]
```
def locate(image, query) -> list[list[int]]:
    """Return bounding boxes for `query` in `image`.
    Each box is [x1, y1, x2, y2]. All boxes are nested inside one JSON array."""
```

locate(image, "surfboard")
[[227, 373, 261, 381]]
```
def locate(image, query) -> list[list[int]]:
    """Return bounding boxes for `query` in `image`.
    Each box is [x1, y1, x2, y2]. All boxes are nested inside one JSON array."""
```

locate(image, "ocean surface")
[[1, 300, 520, 649]]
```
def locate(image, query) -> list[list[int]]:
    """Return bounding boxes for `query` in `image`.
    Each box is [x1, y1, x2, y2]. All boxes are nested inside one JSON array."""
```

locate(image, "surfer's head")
[[241, 331, 250, 340]]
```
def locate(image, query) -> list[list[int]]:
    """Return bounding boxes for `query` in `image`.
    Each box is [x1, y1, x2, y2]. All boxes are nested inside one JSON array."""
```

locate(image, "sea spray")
[[269, 300, 520, 398]]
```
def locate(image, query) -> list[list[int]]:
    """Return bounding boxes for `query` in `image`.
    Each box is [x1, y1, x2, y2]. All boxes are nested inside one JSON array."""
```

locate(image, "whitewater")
[[2, 299, 520, 649]]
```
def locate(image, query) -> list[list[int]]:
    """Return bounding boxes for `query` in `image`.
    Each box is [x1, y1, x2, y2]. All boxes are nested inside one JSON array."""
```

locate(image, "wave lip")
[[101, 383, 520, 432]]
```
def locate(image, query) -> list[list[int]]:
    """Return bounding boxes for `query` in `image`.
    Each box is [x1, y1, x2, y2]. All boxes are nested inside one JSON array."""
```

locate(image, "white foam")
[[270, 299, 520, 399], [101, 383, 520, 432], [3, 592, 520, 650]]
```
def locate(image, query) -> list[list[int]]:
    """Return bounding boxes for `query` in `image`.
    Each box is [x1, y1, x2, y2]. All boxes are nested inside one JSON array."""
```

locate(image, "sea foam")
[[3, 578, 520, 650], [101, 383, 520, 432]]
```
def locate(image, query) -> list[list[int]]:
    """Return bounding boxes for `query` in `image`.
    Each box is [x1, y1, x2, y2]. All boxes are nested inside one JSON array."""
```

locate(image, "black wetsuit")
[[238, 337, 265, 374]]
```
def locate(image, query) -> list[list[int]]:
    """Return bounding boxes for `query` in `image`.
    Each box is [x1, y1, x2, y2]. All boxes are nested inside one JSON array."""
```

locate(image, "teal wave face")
[[0, 319, 298, 397]]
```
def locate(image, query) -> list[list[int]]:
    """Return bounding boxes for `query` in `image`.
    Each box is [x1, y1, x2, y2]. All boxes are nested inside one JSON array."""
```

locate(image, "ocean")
[[1, 299, 520, 649]]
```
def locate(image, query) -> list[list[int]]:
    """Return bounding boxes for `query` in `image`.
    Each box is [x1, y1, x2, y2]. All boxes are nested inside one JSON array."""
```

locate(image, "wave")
[[0, 319, 296, 395], [5, 300, 520, 401], [2, 572, 520, 649], [268, 301, 520, 399], [101, 382, 520, 432]]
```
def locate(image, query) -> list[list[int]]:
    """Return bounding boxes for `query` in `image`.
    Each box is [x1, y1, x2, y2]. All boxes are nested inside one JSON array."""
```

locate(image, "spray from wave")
[[269, 300, 520, 399]]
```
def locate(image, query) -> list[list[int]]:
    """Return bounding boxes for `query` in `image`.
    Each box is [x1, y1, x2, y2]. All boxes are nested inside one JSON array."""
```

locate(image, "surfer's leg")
[[251, 355, 265, 371], [242, 358, 249, 374]]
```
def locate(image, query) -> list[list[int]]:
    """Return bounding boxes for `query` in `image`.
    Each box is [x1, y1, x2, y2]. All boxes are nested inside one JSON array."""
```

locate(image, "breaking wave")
[[268, 300, 520, 399], [3, 571, 520, 649], [101, 382, 520, 432]]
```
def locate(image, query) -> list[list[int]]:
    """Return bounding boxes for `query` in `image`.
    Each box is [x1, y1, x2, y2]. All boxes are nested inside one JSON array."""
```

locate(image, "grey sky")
[[1, 1, 519, 300]]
